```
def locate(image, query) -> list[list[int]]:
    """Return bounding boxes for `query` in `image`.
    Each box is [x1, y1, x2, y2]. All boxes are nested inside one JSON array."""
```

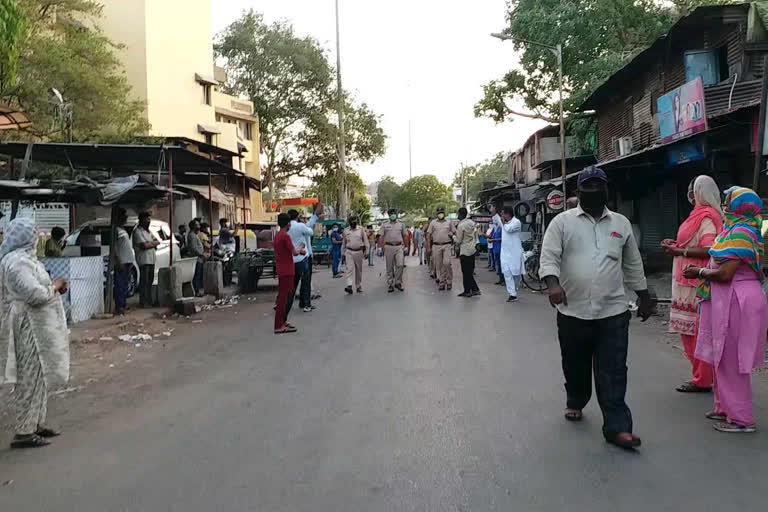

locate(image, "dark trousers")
[[494, 252, 504, 282], [193, 260, 204, 295], [138, 264, 155, 306], [293, 259, 311, 308], [332, 249, 341, 275], [275, 275, 295, 329], [557, 311, 633, 437], [459, 255, 479, 294], [114, 263, 131, 313]]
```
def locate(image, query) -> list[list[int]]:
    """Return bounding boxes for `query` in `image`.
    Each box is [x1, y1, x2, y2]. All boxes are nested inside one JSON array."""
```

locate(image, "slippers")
[[36, 427, 61, 438], [676, 382, 711, 393], [11, 434, 51, 449], [274, 326, 297, 334], [564, 409, 583, 422], [605, 432, 642, 450]]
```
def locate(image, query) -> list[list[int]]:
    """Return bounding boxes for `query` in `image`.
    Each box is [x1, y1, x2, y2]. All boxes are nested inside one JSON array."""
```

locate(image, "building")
[[578, 3, 768, 258], [508, 125, 594, 186], [98, 0, 267, 222]]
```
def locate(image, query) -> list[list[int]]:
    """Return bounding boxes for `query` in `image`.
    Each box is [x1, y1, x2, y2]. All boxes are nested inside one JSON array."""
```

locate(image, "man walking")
[[131, 211, 160, 307], [342, 215, 370, 294], [539, 166, 653, 450], [499, 206, 524, 302], [366, 225, 376, 266], [186, 219, 205, 296], [379, 208, 407, 293], [288, 202, 321, 312], [427, 206, 455, 291], [413, 223, 425, 265], [274, 213, 306, 334], [330, 223, 343, 278], [113, 208, 135, 315], [455, 207, 480, 297]]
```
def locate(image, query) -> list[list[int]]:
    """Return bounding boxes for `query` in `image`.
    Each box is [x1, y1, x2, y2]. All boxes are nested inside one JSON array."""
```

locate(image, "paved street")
[[0, 254, 766, 511]]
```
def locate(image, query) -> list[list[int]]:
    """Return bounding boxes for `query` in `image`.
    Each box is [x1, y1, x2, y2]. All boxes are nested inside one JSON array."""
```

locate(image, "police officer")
[[427, 206, 456, 291], [342, 215, 370, 294], [379, 208, 407, 292]]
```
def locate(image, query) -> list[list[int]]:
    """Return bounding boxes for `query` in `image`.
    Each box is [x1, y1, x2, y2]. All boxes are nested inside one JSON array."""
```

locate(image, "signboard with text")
[[657, 77, 707, 144], [546, 189, 565, 211]]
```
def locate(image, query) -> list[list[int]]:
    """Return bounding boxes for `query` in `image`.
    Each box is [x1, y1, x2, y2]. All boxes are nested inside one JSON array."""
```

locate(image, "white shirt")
[[539, 206, 647, 320], [500, 217, 524, 275], [288, 215, 317, 263], [115, 227, 135, 265], [486, 226, 494, 249]]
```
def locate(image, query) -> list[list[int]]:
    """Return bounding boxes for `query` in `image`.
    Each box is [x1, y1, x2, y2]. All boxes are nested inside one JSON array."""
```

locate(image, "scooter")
[[213, 245, 235, 286]]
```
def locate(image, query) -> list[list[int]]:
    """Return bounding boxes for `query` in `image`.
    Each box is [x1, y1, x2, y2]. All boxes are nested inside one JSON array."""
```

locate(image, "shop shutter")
[[33, 203, 70, 232], [639, 181, 678, 252]]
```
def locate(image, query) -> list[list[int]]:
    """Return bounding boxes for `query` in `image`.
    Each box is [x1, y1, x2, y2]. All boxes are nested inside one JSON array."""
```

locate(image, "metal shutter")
[[639, 181, 678, 252]]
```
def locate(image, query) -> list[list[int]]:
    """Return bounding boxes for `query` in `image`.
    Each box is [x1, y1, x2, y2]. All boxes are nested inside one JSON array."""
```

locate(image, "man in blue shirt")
[[288, 201, 322, 312], [330, 223, 343, 277]]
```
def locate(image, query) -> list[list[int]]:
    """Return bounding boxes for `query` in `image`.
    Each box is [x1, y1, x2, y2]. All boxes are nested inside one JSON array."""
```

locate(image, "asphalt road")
[[1, 254, 766, 511]]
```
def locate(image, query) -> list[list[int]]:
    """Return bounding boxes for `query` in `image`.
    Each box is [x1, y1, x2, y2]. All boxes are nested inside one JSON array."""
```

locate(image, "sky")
[[210, 0, 545, 186]]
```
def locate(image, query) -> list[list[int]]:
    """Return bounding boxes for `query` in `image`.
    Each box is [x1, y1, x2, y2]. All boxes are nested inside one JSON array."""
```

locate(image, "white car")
[[63, 217, 181, 297]]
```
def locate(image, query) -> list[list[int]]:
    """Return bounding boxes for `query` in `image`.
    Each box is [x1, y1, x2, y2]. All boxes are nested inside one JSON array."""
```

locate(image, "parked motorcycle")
[[213, 246, 235, 286]]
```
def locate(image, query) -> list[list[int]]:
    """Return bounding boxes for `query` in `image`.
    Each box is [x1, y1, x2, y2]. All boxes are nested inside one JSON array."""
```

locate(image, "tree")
[[399, 175, 453, 217], [0, 0, 148, 142], [475, 0, 737, 143], [215, 10, 386, 204], [453, 152, 509, 203], [375, 175, 402, 211], [0, 0, 25, 89], [305, 168, 371, 223]]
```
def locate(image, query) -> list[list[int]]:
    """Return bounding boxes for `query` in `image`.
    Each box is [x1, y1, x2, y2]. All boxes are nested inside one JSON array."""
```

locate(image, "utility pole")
[[335, 0, 348, 219]]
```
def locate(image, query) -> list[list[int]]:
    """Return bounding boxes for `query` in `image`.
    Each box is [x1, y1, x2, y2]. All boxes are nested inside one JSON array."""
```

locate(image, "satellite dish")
[[49, 88, 64, 105]]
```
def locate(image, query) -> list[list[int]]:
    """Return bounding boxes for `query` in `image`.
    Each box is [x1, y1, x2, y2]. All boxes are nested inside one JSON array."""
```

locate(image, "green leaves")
[[376, 175, 453, 217], [453, 152, 509, 202], [215, 10, 386, 196], [0, 0, 26, 89]]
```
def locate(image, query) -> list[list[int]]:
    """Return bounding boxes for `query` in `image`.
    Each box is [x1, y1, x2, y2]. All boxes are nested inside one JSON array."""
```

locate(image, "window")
[[685, 47, 729, 85], [202, 84, 212, 105], [241, 121, 253, 141], [205, 133, 213, 145]]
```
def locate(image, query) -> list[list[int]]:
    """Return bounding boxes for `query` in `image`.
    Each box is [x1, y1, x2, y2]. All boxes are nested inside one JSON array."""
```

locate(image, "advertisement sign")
[[657, 77, 707, 144], [546, 189, 565, 211], [666, 136, 706, 166]]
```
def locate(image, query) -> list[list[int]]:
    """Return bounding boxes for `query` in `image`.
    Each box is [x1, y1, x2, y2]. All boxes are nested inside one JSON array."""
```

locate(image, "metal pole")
[[168, 151, 174, 263], [557, 44, 567, 206], [753, 55, 768, 191], [408, 119, 413, 179], [208, 168, 213, 261], [335, 0, 348, 219], [242, 175, 247, 250]]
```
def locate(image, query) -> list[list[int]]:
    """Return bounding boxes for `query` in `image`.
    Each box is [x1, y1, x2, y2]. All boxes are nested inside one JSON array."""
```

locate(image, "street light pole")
[[335, 0, 348, 219], [491, 33, 568, 206]]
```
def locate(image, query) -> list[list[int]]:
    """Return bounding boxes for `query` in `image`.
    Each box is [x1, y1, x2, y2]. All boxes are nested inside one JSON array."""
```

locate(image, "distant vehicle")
[[63, 217, 180, 297]]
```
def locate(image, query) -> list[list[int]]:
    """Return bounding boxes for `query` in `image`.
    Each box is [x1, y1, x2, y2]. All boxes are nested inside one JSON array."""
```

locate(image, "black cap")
[[388, 208, 397, 215], [577, 166, 608, 186], [436, 206, 445, 213]]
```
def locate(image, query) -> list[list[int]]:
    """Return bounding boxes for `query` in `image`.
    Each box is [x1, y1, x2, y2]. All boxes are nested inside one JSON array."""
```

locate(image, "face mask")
[[437, 213, 445, 220], [389, 214, 397, 221], [332, 227, 338, 232], [578, 190, 608, 212]]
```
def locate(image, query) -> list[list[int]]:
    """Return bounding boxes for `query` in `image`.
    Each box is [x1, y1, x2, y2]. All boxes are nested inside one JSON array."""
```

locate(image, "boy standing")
[[274, 213, 306, 334]]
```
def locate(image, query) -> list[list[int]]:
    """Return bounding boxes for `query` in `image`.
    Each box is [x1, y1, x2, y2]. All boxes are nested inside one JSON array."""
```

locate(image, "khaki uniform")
[[428, 219, 455, 287], [342, 226, 370, 290], [380, 221, 407, 287]]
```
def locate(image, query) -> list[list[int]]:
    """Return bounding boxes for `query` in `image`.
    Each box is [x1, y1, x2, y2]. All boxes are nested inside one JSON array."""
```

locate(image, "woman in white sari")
[[0, 218, 69, 448]]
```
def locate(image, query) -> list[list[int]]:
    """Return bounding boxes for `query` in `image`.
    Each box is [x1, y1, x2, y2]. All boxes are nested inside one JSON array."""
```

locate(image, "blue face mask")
[[389, 215, 397, 221]]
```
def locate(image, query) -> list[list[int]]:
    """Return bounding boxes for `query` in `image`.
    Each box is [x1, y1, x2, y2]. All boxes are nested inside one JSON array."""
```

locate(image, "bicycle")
[[521, 237, 548, 293]]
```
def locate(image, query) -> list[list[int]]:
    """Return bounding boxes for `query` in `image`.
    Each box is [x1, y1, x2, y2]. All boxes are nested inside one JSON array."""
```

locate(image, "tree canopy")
[[376, 174, 454, 217], [305, 168, 372, 224], [215, 10, 386, 203], [453, 152, 509, 203], [475, 0, 740, 142], [0, 0, 148, 142]]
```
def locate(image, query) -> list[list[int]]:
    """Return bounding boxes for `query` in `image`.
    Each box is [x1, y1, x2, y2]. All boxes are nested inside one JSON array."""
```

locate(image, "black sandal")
[[564, 409, 583, 422], [10, 434, 51, 449], [36, 427, 61, 438], [676, 382, 712, 393]]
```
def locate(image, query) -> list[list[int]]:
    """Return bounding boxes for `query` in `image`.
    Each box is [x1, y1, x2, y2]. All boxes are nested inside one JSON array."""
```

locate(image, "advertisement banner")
[[657, 77, 707, 144]]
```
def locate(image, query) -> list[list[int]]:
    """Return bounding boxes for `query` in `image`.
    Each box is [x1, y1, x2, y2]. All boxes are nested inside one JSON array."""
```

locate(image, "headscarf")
[[676, 175, 723, 249], [698, 187, 764, 299], [0, 217, 38, 262]]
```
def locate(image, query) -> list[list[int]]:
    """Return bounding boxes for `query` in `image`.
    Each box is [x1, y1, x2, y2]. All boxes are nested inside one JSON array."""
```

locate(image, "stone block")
[[204, 261, 223, 297]]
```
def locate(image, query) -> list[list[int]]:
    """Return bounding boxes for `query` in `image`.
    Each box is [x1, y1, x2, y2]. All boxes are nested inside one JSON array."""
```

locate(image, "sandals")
[[705, 411, 727, 421], [36, 426, 61, 438], [676, 382, 712, 393], [274, 326, 297, 335], [564, 409, 583, 422], [605, 432, 642, 449], [713, 422, 756, 433], [10, 434, 51, 449]]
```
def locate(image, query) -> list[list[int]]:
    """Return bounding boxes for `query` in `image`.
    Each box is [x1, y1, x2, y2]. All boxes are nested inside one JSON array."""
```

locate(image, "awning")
[[215, 106, 258, 123], [195, 73, 219, 86], [176, 183, 233, 206], [0, 104, 31, 131], [197, 123, 221, 135]]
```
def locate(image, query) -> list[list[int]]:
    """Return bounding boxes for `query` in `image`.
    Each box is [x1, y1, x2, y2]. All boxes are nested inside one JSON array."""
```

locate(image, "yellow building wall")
[[98, 0, 150, 127]]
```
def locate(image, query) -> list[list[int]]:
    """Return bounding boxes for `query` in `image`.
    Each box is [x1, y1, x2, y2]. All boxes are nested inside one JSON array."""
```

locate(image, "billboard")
[[657, 77, 707, 144]]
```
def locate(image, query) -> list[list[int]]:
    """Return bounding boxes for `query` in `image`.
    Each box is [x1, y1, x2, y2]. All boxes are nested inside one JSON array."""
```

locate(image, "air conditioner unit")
[[613, 136, 633, 157]]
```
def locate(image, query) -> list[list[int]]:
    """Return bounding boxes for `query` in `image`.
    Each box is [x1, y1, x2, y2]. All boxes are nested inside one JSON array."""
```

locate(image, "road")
[[0, 254, 766, 511]]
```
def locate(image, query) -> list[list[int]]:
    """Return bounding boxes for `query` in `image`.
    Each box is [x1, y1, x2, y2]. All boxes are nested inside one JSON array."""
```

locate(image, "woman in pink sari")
[[683, 187, 767, 433], [662, 175, 723, 393]]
